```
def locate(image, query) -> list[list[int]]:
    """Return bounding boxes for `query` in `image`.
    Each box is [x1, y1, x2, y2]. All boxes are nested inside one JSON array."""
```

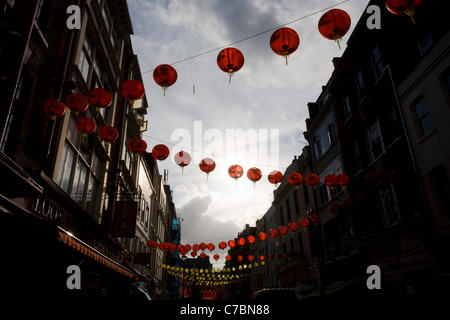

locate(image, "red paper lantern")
[[299, 218, 310, 228], [305, 173, 320, 187], [226, 255, 232, 261], [153, 64, 177, 95], [329, 204, 341, 215], [184, 244, 192, 252], [288, 172, 303, 188], [98, 126, 118, 151], [268, 170, 283, 186], [247, 167, 262, 187], [88, 88, 112, 115], [199, 158, 216, 179], [228, 240, 236, 248], [268, 254, 274, 261], [129, 138, 147, 158], [199, 252, 207, 259], [218, 241, 227, 250], [207, 243, 215, 251], [385, 0, 422, 23], [174, 151, 191, 173], [217, 47, 244, 83], [270, 27, 300, 65], [288, 222, 298, 232], [213, 254, 220, 261], [121, 79, 145, 101], [228, 164, 244, 184], [76, 117, 96, 142], [247, 235, 256, 245], [310, 213, 321, 223], [258, 232, 268, 241], [43, 99, 66, 120], [191, 251, 197, 257], [152, 144, 170, 160], [318, 9, 351, 49], [336, 173, 350, 186], [279, 226, 288, 236], [269, 229, 278, 238], [237, 238, 246, 247], [199, 242, 207, 251], [248, 255, 254, 262], [237, 255, 244, 262], [193, 244, 200, 252], [66, 93, 88, 114], [324, 174, 337, 188], [259, 255, 265, 261]]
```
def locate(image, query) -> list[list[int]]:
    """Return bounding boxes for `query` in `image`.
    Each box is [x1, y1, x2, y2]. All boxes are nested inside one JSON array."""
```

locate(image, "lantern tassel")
[[405, 9, 416, 24], [193, 85, 195, 95], [284, 55, 288, 66], [129, 100, 135, 114], [335, 36, 342, 50]]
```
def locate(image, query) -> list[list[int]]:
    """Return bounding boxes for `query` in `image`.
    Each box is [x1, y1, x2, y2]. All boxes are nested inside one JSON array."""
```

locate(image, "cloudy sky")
[[127, 0, 369, 267]]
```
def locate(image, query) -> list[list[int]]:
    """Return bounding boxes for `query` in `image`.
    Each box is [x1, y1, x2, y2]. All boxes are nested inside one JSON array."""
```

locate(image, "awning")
[[57, 227, 138, 280]]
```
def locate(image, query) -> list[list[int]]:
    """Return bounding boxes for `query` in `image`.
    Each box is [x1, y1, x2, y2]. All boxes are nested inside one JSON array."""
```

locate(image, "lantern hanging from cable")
[[228, 164, 244, 185], [199, 242, 207, 251], [153, 64, 177, 96], [98, 125, 118, 152], [129, 138, 147, 159], [258, 232, 268, 241], [237, 255, 244, 263], [207, 243, 215, 251], [226, 255, 232, 261], [318, 9, 351, 49], [218, 241, 227, 250], [248, 255, 254, 262], [237, 238, 246, 247], [152, 144, 170, 161], [288, 222, 298, 233], [324, 174, 337, 189], [174, 151, 191, 174], [43, 99, 66, 120], [121, 79, 145, 112], [228, 240, 236, 248], [269, 229, 278, 239], [269, 27, 300, 65], [329, 204, 341, 215], [288, 172, 303, 188], [247, 167, 262, 188], [191, 250, 197, 258], [217, 47, 244, 83], [213, 254, 220, 261], [76, 117, 96, 143], [88, 88, 112, 117], [385, 0, 421, 23], [66, 93, 88, 115], [305, 173, 320, 188], [268, 170, 283, 187], [199, 252, 206, 259], [279, 226, 288, 236], [336, 173, 350, 192], [199, 157, 216, 180], [299, 218, 310, 229], [268, 254, 274, 261], [310, 213, 321, 224], [247, 235, 256, 245]]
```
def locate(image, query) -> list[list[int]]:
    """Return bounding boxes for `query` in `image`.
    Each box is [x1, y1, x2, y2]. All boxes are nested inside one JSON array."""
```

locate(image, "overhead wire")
[[140, 0, 351, 75]]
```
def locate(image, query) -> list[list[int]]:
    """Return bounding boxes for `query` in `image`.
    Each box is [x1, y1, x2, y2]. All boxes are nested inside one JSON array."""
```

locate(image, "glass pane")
[[71, 161, 82, 200], [414, 98, 427, 119], [60, 145, 74, 193], [77, 164, 88, 205], [420, 116, 434, 136]]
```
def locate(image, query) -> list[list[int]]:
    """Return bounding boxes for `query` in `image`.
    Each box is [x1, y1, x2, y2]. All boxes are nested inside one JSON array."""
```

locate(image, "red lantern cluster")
[[121, 79, 145, 101], [288, 172, 303, 188], [129, 138, 147, 159], [89, 88, 112, 115], [152, 144, 170, 161], [268, 170, 283, 186], [66, 93, 88, 114]]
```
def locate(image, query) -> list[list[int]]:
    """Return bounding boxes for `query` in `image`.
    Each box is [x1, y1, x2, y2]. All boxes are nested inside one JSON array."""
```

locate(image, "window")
[[319, 156, 343, 205], [343, 96, 351, 119], [353, 141, 363, 172], [355, 68, 364, 89], [56, 141, 104, 220], [413, 97, 434, 137], [313, 112, 337, 159], [367, 119, 385, 161], [418, 31, 433, 56], [371, 45, 384, 79]]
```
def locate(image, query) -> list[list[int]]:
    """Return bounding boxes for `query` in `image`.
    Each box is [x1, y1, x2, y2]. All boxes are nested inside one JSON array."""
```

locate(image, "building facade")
[[0, 0, 175, 300]]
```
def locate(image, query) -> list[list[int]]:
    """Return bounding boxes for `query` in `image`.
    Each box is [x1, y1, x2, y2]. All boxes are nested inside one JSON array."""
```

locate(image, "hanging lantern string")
[[140, 0, 351, 75], [142, 132, 306, 171]]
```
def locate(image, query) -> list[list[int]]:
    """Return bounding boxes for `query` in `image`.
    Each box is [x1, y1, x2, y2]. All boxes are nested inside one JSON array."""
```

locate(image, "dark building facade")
[[0, 0, 173, 300]]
